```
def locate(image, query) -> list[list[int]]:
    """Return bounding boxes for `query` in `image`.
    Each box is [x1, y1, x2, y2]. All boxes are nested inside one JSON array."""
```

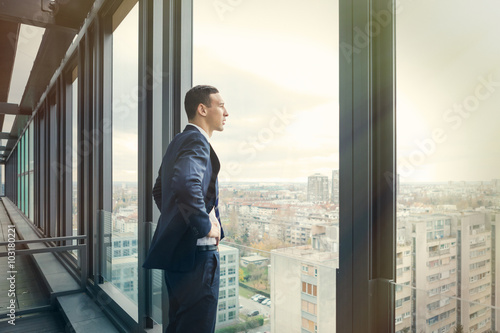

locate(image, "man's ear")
[[197, 103, 207, 117]]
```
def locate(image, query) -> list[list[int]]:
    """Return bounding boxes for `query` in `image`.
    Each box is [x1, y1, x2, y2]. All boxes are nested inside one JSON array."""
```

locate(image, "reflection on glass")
[[396, 1, 500, 332], [193, 1, 339, 331], [110, 1, 139, 305]]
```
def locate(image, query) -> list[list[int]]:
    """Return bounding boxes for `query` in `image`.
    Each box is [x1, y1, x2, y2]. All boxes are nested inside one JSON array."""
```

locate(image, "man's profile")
[[143, 85, 229, 333]]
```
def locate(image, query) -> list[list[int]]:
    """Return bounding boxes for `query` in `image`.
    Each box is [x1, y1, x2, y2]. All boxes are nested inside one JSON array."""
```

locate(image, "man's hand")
[[207, 208, 220, 245], [206, 219, 220, 245]]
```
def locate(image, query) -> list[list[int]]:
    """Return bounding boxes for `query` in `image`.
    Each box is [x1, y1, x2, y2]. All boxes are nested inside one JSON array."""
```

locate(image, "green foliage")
[[215, 316, 264, 333]]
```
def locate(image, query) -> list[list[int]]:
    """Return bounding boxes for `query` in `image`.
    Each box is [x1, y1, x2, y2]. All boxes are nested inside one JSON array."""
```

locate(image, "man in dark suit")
[[143, 85, 228, 333]]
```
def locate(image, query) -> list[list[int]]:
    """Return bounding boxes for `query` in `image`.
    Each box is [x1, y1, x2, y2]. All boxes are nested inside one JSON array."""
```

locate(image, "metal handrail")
[[0, 244, 85, 257], [0, 234, 87, 247], [0, 235, 89, 290]]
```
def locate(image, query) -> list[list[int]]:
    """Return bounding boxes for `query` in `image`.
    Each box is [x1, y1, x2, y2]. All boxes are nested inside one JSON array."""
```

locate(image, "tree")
[[239, 268, 245, 282], [454, 324, 464, 333], [224, 210, 240, 238]]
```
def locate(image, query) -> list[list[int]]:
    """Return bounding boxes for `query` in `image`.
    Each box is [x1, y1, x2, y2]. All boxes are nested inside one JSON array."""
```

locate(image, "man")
[[143, 85, 229, 333]]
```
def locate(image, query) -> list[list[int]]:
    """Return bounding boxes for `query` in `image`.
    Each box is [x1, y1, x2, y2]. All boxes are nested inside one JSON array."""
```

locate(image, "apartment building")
[[412, 215, 458, 333], [456, 213, 493, 333], [270, 246, 337, 333], [216, 245, 240, 328], [395, 241, 412, 333], [331, 170, 339, 205], [307, 174, 329, 203]]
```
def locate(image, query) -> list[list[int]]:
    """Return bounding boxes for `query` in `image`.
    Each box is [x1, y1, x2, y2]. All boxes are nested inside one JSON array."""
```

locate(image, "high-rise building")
[[308, 173, 329, 202], [331, 170, 339, 205], [491, 213, 500, 332], [395, 225, 412, 333], [216, 244, 240, 329], [457, 213, 493, 333], [110, 233, 139, 303], [270, 246, 337, 333], [411, 215, 458, 333]]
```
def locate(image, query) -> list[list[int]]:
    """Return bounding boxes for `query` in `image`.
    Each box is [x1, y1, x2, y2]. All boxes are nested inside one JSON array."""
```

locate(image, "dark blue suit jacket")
[[143, 125, 224, 271]]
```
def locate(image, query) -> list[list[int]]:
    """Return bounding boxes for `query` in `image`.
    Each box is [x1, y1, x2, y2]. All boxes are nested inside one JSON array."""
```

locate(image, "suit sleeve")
[[152, 171, 162, 210], [171, 135, 212, 239]]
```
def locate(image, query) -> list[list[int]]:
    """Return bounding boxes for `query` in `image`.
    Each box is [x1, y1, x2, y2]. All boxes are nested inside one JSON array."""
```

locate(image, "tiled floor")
[[0, 199, 120, 332], [0, 311, 66, 333], [0, 199, 51, 315]]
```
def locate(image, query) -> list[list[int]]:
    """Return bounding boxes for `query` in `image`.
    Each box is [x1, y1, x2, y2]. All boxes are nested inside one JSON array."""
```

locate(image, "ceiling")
[[0, 0, 94, 164]]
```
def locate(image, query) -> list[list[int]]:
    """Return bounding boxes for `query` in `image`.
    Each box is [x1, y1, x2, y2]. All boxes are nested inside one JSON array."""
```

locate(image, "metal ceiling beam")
[[20, 28, 75, 111], [0, 102, 31, 115], [0, 0, 86, 31], [8, 115, 29, 139]]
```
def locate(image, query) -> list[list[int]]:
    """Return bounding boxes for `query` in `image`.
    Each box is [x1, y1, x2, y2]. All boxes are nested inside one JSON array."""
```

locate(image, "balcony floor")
[[0, 199, 52, 328], [0, 311, 66, 332]]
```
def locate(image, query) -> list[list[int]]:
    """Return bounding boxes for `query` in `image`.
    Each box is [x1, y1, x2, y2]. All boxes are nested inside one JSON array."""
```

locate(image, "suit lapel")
[[209, 144, 220, 176], [208, 144, 220, 204]]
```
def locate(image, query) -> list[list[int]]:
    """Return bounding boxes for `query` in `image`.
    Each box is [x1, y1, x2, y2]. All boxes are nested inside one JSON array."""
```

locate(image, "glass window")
[[218, 301, 226, 311], [29, 120, 34, 219], [71, 70, 78, 257], [396, 3, 500, 333], [193, 1, 338, 331], [106, 0, 139, 307]]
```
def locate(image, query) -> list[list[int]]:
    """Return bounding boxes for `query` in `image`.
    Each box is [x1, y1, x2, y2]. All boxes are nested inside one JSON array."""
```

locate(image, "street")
[[239, 295, 271, 318], [238, 295, 271, 332]]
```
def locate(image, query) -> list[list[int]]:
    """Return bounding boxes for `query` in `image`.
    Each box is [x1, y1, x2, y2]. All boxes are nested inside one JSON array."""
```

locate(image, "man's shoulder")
[[174, 127, 209, 147]]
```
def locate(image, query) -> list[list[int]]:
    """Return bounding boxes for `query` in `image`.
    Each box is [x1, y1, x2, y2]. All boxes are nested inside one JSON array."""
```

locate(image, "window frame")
[[337, 0, 396, 332]]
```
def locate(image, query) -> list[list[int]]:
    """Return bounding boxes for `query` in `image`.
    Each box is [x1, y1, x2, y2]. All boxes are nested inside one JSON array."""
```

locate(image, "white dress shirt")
[[186, 124, 220, 246]]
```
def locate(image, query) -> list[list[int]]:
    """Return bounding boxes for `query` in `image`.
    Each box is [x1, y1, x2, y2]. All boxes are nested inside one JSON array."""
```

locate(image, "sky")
[[108, 0, 500, 183], [396, 0, 500, 182], [193, 0, 339, 183], [112, 3, 139, 184]]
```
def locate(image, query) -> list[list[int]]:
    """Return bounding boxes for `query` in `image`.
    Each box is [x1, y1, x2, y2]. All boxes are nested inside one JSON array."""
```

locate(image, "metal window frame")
[[137, 0, 191, 329], [338, 0, 396, 332]]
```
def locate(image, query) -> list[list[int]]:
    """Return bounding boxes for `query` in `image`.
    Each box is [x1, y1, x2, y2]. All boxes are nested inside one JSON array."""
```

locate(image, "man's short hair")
[[184, 85, 219, 120]]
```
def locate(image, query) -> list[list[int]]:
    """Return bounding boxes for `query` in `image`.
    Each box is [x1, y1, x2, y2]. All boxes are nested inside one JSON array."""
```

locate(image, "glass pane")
[[71, 75, 79, 257], [193, 1, 339, 332], [108, 0, 139, 307], [1, 164, 4, 196], [29, 121, 34, 218], [396, 1, 500, 332], [24, 129, 28, 216]]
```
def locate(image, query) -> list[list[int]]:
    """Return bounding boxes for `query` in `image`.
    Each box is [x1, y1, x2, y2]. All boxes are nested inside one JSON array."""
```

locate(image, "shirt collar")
[[187, 123, 210, 142]]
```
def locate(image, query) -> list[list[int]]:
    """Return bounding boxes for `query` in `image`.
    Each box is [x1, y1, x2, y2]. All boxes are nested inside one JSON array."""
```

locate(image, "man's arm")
[[171, 135, 212, 239], [152, 172, 162, 210]]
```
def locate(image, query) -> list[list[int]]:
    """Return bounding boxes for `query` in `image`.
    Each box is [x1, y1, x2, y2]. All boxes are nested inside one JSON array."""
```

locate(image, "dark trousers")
[[164, 250, 220, 333]]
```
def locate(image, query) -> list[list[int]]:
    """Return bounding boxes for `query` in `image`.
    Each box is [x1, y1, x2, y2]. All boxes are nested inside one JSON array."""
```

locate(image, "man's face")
[[205, 93, 228, 132]]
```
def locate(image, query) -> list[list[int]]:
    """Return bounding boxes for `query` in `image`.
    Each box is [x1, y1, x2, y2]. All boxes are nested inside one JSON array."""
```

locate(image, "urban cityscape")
[[74, 173, 500, 333]]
